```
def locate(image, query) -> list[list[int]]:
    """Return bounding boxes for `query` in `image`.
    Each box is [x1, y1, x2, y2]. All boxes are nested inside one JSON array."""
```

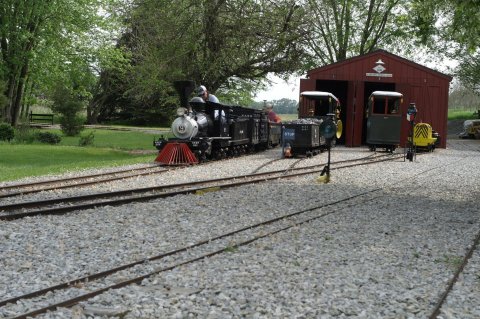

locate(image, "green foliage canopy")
[[410, 0, 480, 92], [303, 0, 414, 66], [92, 0, 310, 124], [0, 0, 123, 126]]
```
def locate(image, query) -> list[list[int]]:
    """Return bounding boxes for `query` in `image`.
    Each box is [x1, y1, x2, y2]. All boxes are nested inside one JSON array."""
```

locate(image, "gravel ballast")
[[0, 140, 478, 318]]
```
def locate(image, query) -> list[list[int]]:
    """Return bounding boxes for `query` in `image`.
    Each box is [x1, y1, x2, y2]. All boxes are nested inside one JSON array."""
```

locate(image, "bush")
[[36, 131, 62, 144], [78, 131, 95, 146], [13, 124, 37, 144], [0, 123, 14, 141], [51, 85, 85, 136], [57, 100, 85, 136]]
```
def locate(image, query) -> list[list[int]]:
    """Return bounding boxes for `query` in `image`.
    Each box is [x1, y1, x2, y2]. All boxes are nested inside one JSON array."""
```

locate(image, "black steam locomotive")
[[154, 81, 281, 165]]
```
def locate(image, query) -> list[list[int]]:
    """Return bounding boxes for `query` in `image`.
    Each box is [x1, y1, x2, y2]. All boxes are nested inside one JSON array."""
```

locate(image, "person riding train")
[[197, 85, 225, 122], [264, 103, 281, 123], [197, 85, 219, 103]]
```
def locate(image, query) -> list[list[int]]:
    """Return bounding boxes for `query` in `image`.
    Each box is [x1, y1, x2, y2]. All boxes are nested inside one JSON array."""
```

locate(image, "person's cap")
[[264, 103, 273, 109], [197, 85, 207, 96]]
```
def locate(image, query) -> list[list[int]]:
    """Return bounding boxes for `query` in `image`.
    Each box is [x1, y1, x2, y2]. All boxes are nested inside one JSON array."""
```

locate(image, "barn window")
[[387, 98, 400, 114], [372, 97, 400, 115], [373, 98, 385, 114], [314, 99, 329, 116]]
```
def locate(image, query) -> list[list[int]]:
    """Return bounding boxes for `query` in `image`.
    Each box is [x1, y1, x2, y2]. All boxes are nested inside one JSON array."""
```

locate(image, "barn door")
[[346, 81, 364, 146]]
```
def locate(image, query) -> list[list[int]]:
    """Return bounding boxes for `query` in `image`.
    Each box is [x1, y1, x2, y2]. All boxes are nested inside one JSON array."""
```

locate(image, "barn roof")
[[307, 49, 453, 82]]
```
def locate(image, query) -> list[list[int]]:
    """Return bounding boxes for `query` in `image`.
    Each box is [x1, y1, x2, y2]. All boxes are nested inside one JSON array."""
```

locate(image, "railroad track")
[[0, 164, 168, 199], [0, 152, 295, 199], [0, 153, 403, 221], [429, 229, 480, 319], [1, 155, 467, 319], [250, 158, 284, 174]]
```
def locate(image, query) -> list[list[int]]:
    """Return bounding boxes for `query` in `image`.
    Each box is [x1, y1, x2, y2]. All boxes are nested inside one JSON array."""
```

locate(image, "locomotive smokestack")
[[173, 80, 195, 108]]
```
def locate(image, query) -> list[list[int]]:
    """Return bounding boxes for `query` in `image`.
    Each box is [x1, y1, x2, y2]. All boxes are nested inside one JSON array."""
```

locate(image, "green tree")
[[449, 83, 480, 110], [0, 0, 122, 126], [410, 0, 480, 92], [94, 0, 310, 124], [51, 84, 85, 136], [0, 79, 8, 110], [457, 53, 480, 93], [303, 0, 412, 66], [129, 2, 305, 91], [272, 98, 298, 114]]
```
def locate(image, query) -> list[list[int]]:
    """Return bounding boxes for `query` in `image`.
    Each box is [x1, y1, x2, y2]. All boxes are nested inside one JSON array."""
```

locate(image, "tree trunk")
[[11, 62, 29, 126], [5, 72, 19, 125], [21, 79, 33, 120]]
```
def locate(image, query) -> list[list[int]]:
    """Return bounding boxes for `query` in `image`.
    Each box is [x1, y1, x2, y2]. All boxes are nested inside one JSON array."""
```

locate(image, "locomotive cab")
[[300, 91, 341, 122], [365, 91, 403, 152], [282, 91, 342, 158]]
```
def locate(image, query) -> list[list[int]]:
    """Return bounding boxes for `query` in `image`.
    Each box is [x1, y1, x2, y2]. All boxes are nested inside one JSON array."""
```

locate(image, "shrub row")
[[0, 123, 14, 141], [0, 123, 96, 145]]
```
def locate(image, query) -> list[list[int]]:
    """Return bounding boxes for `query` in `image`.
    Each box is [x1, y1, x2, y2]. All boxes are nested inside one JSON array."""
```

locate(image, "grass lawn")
[[56, 128, 163, 150], [278, 114, 298, 121], [448, 109, 479, 120], [0, 144, 155, 182], [0, 128, 163, 182]]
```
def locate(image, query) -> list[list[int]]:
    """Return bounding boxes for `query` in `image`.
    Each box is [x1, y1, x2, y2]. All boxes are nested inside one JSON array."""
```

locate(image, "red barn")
[[299, 49, 452, 148]]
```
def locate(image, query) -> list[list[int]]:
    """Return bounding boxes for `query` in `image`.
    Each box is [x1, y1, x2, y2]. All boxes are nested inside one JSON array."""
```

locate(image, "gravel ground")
[[0, 148, 364, 206], [0, 140, 478, 318]]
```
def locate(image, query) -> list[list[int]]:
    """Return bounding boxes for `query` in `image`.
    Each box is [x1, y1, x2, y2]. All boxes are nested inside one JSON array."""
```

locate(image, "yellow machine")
[[408, 123, 438, 151]]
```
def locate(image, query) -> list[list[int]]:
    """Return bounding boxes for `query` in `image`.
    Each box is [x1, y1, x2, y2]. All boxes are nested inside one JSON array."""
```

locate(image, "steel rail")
[[250, 158, 284, 174], [0, 151, 382, 198], [428, 230, 480, 319], [5, 153, 446, 319], [0, 154, 403, 220], [0, 191, 378, 309], [0, 151, 292, 198], [0, 164, 160, 191], [0, 166, 171, 199], [6, 191, 383, 319]]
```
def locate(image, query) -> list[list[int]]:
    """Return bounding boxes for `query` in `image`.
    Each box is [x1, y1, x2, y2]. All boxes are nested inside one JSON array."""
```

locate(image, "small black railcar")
[[282, 91, 342, 157], [154, 81, 281, 165]]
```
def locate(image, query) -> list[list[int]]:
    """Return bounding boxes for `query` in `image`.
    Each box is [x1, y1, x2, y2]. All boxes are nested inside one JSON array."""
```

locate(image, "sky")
[[254, 74, 301, 102]]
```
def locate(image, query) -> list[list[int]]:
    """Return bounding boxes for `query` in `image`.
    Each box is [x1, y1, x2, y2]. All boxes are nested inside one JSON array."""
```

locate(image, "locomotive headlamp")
[[407, 103, 417, 122], [176, 107, 187, 116], [284, 143, 292, 158]]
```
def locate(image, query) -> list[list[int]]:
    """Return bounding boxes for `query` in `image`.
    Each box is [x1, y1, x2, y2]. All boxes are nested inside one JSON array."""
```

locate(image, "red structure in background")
[[299, 49, 452, 148]]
